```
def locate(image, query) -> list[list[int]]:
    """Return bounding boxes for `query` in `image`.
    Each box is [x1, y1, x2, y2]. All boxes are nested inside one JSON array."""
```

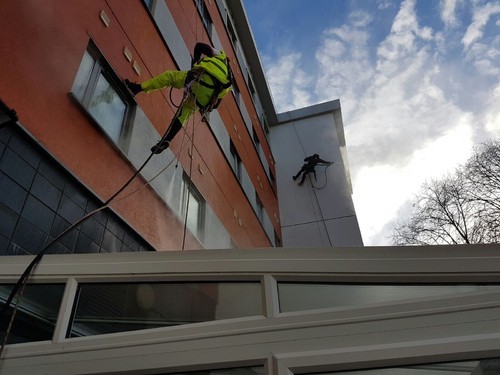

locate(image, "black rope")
[[180, 77, 209, 250], [169, 87, 182, 109], [0, 63, 221, 350], [0, 95, 188, 353], [311, 163, 333, 190]]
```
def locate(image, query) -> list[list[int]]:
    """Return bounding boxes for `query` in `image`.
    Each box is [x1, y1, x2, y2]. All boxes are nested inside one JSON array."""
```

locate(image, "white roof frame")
[[1, 245, 500, 374]]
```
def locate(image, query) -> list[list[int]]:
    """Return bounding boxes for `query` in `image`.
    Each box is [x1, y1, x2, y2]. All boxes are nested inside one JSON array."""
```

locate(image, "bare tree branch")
[[392, 139, 500, 245]]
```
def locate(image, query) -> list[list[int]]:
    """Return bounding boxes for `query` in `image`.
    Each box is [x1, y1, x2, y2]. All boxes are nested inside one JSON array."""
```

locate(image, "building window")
[[247, 73, 256, 100], [0, 283, 66, 344], [252, 127, 260, 148], [232, 79, 241, 106], [0, 125, 154, 256], [274, 231, 282, 247], [255, 193, 264, 222], [227, 16, 238, 48], [312, 359, 500, 374], [68, 281, 262, 337], [144, 0, 156, 12], [181, 173, 205, 241], [71, 43, 132, 145], [194, 0, 212, 37], [278, 283, 500, 313], [253, 127, 266, 165], [269, 168, 276, 190], [230, 141, 242, 182]]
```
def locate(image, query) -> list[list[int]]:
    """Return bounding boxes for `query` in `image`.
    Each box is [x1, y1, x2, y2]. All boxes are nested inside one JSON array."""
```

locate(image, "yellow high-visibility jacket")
[[192, 51, 232, 103], [193, 51, 231, 87], [140, 51, 232, 121]]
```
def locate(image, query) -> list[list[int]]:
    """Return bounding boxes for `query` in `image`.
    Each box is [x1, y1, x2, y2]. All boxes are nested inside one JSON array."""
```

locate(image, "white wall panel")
[[271, 101, 363, 246]]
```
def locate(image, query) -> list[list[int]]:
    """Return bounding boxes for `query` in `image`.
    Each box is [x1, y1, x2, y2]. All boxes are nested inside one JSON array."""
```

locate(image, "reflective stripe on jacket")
[[192, 51, 231, 86]]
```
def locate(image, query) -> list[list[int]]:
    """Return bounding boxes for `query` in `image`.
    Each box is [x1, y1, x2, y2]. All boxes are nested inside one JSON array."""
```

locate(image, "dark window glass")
[[227, 16, 238, 47], [230, 141, 242, 182], [0, 284, 65, 344], [279, 283, 500, 313], [255, 193, 264, 222], [168, 366, 265, 375], [144, 0, 155, 12], [68, 282, 262, 337], [310, 358, 500, 374]]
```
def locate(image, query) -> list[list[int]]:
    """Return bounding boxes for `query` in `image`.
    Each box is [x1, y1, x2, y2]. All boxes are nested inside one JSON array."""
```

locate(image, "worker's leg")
[[176, 95, 197, 124], [151, 118, 182, 154], [150, 75, 213, 154], [151, 95, 196, 154], [141, 70, 188, 93], [293, 166, 306, 180], [299, 171, 309, 185], [190, 75, 216, 109]]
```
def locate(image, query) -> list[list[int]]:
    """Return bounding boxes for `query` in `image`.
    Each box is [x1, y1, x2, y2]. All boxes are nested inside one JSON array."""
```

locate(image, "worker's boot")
[[124, 79, 142, 96], [151, 119, 181, 154]]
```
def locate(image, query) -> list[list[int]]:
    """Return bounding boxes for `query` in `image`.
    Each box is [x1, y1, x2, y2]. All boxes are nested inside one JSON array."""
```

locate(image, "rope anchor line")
[[310, 163, 333, 190], [0, 88, 210, 356]]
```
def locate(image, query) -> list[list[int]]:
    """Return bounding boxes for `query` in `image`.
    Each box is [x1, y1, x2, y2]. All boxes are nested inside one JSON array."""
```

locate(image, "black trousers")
[[294, 167, 316, 184]]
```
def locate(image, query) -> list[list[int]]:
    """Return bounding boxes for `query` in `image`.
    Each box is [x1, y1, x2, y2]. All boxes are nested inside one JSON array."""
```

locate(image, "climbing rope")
[[181, 116, 196, 250], [179, 80, 210, 250], [311, 163, 333, 190], [1, 47, 226, 352], [0, 88, 199, 355]]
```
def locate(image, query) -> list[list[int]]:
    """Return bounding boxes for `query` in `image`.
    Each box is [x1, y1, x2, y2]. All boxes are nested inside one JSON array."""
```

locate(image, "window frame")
[[230, 141, 242, 182], [70, 42, 134, 148], [269, 168, 276, 190], [181, 173, 206, 241], [231, 78, 241, 107], [226, 15, 238, 49], [143, 0, 156, 13], [194, 0, 213, 38], [255, 192, 264, 223]]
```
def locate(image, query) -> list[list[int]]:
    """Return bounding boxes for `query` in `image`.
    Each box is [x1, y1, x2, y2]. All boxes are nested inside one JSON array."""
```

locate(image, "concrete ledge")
[[276, 100, 341, 125]]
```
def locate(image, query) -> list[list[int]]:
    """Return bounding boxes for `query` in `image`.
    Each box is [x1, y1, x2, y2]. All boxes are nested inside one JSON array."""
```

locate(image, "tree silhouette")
[[393, 140, 500, 245]]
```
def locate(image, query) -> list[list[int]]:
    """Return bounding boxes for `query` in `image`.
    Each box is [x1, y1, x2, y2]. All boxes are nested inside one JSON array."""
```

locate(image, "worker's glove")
[[124, 79, 142, 96]]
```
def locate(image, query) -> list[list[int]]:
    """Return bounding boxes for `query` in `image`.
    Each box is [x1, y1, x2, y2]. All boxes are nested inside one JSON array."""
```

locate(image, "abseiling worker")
[[125, 42, 232, 154], [293, 154, 333, 185]]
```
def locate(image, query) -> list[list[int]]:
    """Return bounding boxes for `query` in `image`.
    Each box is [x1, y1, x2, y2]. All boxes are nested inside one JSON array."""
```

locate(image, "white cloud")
[[353, 119, 474, 244], [464, 35, 500, 75], [262, 0, 500, 245], [441, 0, 459, 27], [377, 0, 434, 65], [377, 0, 393, 10], [349, 10, 373, 28], [462, 1, 500, 50], [315, 18, 374, 116], [484, 83, 500, 135], [264, 53, 313, 112], [315, 0, 480, 245]]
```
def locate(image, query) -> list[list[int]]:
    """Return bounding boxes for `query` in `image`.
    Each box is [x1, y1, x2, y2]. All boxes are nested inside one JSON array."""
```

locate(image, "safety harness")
[[186, 54, 233, 112]]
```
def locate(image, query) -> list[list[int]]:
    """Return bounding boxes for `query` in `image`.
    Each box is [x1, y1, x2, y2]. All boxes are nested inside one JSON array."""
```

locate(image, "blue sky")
[[243, 0, 500, 245]]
